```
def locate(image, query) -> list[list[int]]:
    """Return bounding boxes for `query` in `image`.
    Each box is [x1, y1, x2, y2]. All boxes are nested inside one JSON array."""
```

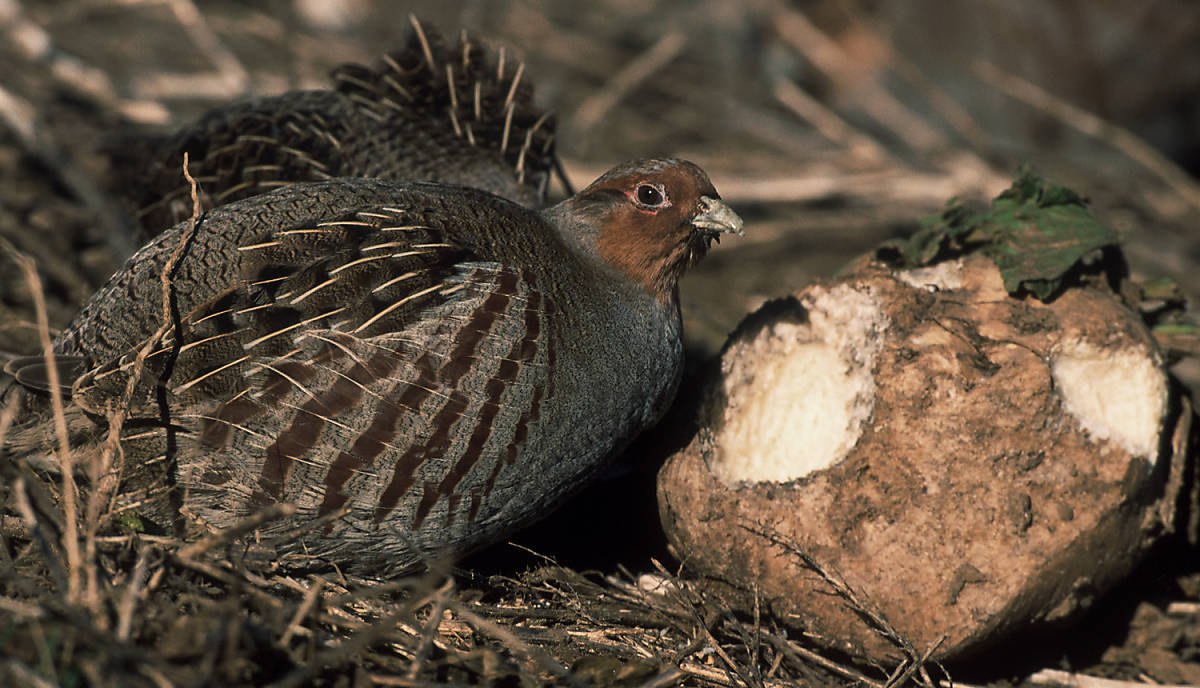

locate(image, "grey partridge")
[[4, 159, 742, 574], [106, 16, 559, 242]]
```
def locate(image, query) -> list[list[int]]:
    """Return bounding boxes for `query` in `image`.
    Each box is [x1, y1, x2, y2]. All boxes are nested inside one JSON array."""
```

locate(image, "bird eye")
[[635, 184, 665, 207]]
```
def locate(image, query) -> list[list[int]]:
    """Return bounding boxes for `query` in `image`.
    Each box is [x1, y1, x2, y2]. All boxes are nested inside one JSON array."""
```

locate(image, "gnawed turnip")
[[658, 254, 1190, 662]]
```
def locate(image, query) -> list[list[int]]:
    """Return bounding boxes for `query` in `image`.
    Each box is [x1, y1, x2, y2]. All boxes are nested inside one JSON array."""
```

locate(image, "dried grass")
[[1, 0, 1198, 686]]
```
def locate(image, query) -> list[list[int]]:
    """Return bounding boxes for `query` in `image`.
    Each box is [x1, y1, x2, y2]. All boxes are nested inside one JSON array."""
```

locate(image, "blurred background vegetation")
[[2, 2, 1199, 686], [3, 0, 1197, 361]]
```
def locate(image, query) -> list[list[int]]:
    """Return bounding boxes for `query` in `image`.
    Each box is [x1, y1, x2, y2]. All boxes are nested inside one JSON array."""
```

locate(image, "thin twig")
[[1166, 601, 1200, 615], [634, 667, 687, 688], [0, 81, 36, 144], [1028, 668, 1198, 688], [695, 616, 759, 688], [404, 578, 454, 680], [0, 0, 167, 124], [0, 381, 20, 459], [10, 244, 81, 603], [168, 556, 286, 609], [773, 77, 888, 163], [450, 602, 590, 688], [760, 0, 944, 152], [973, 59, 1200, 213], [138, 664, 176, 688], [750, 584, 763, 687], [268, 574, 450, 688], [0, 596, 45, 619], [888, 55, 991, 151], [657, 563, 761, 688], [116, 546, 152, 641], [131, 0, 248, 100], [738, 519, 923, 666], [885, 635, 947, 688], [9, 474, 68, 590], [176, 503, 297, 560], [1, 658, 59, 688], [82, 152, 206, 610], [570, 31, 688, 134], [278, 577, 323, 647], [763, 632, 884, 688], [560, 159, 1002, 207]]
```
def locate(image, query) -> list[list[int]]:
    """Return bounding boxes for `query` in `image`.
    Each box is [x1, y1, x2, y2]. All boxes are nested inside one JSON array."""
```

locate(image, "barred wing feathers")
[[72, 180, 556, 569]]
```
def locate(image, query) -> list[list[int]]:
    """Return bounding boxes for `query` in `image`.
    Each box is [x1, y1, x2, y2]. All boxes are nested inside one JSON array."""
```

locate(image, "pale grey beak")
[[692, 196, 744, 237]]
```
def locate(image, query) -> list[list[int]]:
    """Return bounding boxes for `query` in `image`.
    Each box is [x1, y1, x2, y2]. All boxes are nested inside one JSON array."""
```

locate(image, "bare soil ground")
[[2, 1, 1199, 686]]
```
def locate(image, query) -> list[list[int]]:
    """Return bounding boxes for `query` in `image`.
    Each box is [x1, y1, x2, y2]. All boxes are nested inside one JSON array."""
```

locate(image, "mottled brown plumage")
[[105, 17, 559, 242], [4, 160, 741, 574]]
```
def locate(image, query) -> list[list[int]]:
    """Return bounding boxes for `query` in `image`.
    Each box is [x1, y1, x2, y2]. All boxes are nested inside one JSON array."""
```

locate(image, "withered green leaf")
[[882, 169, 1118, 300]]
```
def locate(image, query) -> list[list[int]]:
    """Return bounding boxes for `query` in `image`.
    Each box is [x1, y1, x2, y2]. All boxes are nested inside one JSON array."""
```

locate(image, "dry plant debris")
[[1, 1, 1199, 687]]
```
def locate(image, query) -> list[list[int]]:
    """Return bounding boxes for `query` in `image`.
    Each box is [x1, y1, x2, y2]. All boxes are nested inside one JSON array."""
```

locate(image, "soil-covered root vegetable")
[[657, 254, 1192, 662]]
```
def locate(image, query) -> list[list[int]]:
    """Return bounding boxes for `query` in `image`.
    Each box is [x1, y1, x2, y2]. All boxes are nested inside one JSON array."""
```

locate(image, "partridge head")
[[548, 158, 743, 301], [4, 159, 742, 574]]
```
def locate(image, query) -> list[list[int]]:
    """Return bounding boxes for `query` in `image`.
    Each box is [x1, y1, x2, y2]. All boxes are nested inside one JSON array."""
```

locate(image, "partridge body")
[[6, 159, 742, 574], [106, 17, 558, 241]]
